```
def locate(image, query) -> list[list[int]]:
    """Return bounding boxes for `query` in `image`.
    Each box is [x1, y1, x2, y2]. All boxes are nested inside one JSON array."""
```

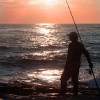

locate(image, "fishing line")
[[65, 0, 100, 94]]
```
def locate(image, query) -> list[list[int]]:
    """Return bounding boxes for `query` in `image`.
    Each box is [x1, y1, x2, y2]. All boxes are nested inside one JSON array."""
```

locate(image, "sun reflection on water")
[[32, 24, 60, 47], [27, 69, 62, 83], [38, 28, 50, 36], [36, 24, 56, 35]]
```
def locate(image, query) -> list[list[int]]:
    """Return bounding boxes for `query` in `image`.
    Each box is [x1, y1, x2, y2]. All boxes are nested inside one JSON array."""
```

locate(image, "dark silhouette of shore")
[[0, 81, 100, 100]]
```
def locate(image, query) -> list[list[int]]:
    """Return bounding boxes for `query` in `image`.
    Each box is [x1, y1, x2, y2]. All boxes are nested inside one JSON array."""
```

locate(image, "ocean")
[[0, 24, 100, 88]]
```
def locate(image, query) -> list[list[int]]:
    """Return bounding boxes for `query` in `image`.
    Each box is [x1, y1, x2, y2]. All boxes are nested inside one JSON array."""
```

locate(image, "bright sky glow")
[[28, 0, 62, 5]]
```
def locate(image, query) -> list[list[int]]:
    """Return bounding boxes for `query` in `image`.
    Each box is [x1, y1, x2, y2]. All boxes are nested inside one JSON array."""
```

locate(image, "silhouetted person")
[[60, 32, 93, 95]]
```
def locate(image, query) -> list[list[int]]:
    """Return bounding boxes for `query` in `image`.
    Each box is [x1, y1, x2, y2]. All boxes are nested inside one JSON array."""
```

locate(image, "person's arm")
[[64, 44, 71, 69], [82, 45, 93, 68]]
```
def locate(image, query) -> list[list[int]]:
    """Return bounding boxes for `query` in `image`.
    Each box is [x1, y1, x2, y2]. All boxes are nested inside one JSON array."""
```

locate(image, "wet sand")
[[0, 81, 100, 100]]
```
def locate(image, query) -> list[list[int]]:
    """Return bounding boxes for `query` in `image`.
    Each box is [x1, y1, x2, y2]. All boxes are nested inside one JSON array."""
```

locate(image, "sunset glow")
[[1, 0, 100, 24]]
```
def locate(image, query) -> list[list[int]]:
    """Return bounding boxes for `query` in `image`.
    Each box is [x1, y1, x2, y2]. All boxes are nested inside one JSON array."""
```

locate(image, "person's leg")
[[60, 72, 70, 94], [72, 72, 79, 95], [71, 62, 80, 95], [61, 77, 67, 93]]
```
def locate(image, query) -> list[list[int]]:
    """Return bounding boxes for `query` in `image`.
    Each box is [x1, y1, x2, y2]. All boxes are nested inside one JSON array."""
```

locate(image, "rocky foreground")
[[0, 81, 100, 100]]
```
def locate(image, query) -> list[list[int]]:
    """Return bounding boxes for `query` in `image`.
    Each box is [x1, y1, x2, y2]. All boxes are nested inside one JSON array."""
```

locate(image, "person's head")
[[68, 32, 78, 42]]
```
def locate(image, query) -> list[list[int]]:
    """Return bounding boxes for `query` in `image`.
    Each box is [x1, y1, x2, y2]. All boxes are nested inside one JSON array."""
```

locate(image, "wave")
[[10, 30, 28, 33], [0, 45, 66, 52], [0, 46, 38, 51], [0, 46, 11, 50], [0, 57, 61, 67]]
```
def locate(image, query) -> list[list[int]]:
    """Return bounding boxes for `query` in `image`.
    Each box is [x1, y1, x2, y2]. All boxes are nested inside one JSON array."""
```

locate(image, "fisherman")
[[60, 32, 93, 95]]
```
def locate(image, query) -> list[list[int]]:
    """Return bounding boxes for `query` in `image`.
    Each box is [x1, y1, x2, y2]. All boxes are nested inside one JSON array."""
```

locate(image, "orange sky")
[[0, 0, 100, 24]]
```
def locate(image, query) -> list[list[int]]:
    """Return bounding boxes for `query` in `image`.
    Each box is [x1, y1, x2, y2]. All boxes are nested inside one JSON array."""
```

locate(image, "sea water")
[[0, 24, 100, 88]]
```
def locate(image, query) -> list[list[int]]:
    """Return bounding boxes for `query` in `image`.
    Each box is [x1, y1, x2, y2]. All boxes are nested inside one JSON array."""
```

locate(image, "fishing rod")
[[65, 0, 100, 94], [65, 0, 82, 43], [89, 67, 100, 94]]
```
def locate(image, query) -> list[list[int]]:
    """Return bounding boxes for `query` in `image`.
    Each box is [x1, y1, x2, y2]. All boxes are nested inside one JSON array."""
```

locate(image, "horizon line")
[[0, 23, 100, 25]]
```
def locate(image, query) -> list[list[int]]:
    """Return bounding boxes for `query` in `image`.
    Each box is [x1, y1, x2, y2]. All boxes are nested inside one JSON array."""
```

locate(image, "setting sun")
[[29, 0, 60, 5], [42, 0, 58, 5]]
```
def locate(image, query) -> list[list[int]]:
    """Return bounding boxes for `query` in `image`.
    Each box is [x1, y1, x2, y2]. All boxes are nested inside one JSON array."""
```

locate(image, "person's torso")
[[67, 41, 84, 63]]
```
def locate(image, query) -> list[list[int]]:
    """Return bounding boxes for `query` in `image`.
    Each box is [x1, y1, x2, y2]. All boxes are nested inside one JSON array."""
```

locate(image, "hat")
[[68, 32, 78, 41], [68, 32, 78, 37]]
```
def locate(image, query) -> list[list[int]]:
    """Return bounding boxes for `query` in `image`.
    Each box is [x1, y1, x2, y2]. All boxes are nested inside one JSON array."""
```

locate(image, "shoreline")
[[0, 81, 100, 100]]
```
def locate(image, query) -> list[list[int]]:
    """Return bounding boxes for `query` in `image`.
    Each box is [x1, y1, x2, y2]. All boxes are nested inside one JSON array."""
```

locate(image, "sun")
[[29, 0, 61, 6], [43, 0, 54, 3], [42, 0, 58, 5]]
